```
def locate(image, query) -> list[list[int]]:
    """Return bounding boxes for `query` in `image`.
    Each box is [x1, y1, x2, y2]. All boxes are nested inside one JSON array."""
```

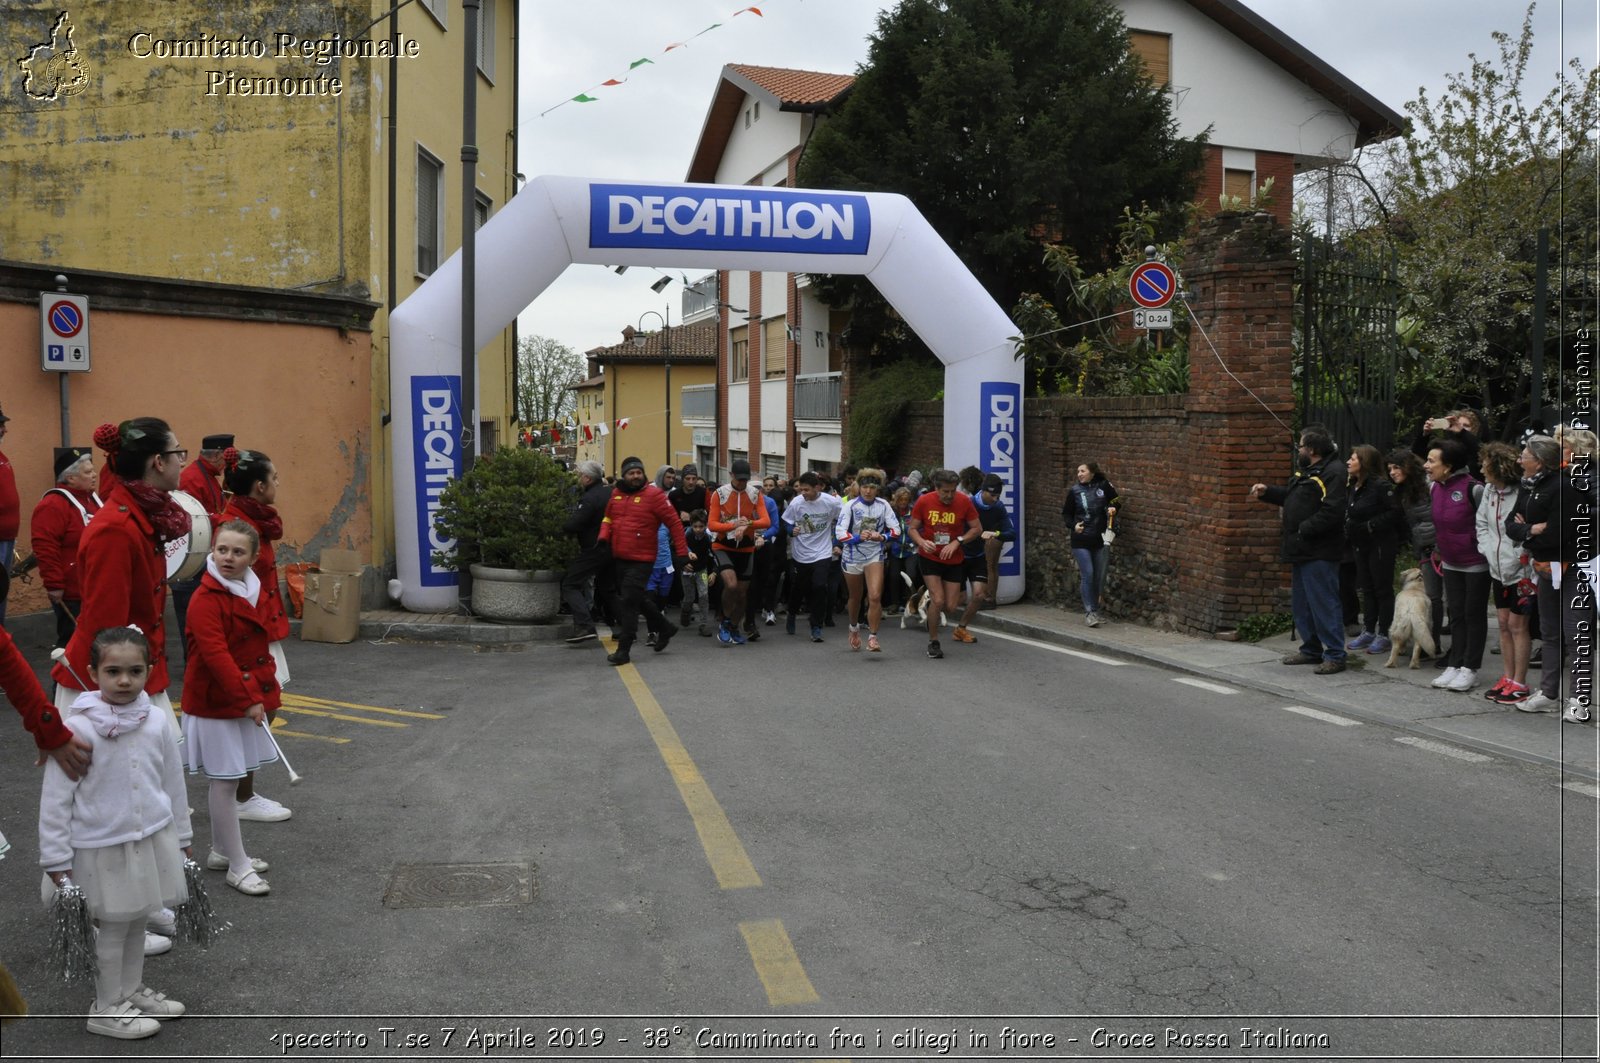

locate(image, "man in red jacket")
[[0, 405, 17, 626], [596, 456, 688, 666]]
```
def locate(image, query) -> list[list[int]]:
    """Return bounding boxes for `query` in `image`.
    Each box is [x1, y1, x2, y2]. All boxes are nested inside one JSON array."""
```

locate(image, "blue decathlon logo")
[[589, 183, 871, 255], [412, 375, 463, 587], [979, 381, 1022, 577]]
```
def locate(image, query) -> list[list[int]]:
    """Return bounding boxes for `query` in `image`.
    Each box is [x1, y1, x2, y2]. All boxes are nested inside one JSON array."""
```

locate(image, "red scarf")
[[120, 479, 191, 543], [230, 496, 283, 542]]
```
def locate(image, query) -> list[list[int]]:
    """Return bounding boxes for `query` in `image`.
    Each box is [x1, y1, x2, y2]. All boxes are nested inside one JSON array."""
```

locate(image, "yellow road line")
[[608, 642, 761, 890], [282, 693, 445, 720], [275, 705, 408, 728], [270, 728, 351, 745], [738, 919, 820, 1006]]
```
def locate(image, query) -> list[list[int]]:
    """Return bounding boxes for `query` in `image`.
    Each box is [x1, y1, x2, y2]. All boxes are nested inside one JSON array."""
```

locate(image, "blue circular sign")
[[48, 300, 83, 337]]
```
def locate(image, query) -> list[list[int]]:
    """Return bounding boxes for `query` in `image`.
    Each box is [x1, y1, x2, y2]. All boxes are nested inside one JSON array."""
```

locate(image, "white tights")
[[94, 916, 146, 1009], [209, 778, 250, 875]]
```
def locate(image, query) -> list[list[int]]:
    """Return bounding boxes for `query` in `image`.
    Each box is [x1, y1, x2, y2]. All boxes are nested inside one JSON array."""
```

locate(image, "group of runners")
[[572, 459, 1016, 662]]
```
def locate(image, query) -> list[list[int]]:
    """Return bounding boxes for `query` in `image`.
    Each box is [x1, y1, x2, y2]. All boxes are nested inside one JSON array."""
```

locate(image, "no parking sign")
[[40, 292, 91, 372]]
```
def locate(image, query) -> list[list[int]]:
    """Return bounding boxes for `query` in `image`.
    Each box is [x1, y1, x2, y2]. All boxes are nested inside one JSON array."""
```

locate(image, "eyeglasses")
[[161, 449, 188, 461]]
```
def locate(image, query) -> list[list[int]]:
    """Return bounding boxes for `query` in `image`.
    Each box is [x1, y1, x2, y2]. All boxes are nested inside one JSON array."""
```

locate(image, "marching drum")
[[165, 490, 212, 580]]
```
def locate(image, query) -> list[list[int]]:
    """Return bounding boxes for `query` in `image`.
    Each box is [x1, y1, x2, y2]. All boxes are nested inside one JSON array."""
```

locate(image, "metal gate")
[[1298, 233, 1400, 451]]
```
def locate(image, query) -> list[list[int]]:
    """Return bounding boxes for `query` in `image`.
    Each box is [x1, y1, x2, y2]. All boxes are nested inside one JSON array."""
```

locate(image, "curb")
[[969, 611, 1599, 784], [288, 616, 574, 645]]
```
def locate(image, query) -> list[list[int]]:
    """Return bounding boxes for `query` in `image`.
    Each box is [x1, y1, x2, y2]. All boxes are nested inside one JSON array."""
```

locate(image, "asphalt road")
[[1, 617, 1595, 1060]]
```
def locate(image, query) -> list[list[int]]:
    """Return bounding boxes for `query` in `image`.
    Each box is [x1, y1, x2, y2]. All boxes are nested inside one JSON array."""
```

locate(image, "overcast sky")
[[512, 0, 1596, 361]]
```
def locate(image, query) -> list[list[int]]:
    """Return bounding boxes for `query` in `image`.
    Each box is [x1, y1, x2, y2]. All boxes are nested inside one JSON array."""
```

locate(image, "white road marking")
[[1281, 704, 1362, 726], [1394, 736, 1491, 763], [981, 628, 1128, 665], [1173, 677, 1239, 695], [1561, 781, 1600, 799]]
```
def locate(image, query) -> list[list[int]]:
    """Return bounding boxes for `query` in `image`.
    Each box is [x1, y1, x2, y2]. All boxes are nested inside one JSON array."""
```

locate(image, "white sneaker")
[[763, 610, 776, 626], [1564, 701, 1591, 723], [86, 999, 160, 1040], [147, 907, 176, 936], [1445, 668, 1477, 693], [1518, 691, 1561, 713], [1431, 666, 1461, 689], [142, 932, 171, 957], [236, 794, 292, 822], [1085, 612, 1101, 627], [125, 984, 186, 1019]]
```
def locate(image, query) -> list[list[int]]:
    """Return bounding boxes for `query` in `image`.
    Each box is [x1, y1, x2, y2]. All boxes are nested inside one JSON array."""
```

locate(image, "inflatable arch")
[[390, 176, 1025, 613]]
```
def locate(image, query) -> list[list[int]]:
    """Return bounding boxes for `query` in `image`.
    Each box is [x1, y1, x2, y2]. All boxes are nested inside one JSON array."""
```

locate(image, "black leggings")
[[1441, 566, 1491, 670], [1352, 540, 1398, 636]]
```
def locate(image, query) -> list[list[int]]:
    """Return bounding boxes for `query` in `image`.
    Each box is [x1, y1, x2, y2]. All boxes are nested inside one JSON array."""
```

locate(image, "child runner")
[[181, 521, 280, 897], [835, 468, 901, 652], [681, 510, 714, 634], [907, 469, 982, 659], [781, 472, 842, 641], [40, 627, 192, 1040], [220, 449, 293, 824]]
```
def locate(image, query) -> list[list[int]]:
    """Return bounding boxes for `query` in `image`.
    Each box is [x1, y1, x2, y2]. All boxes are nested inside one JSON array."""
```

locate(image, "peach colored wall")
[[0, 301, 371, 618]]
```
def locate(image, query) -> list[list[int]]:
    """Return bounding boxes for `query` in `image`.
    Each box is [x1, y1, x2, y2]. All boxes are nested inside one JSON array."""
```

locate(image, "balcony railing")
[[680, 383, 716, 422], [795, 372, 841, 421]]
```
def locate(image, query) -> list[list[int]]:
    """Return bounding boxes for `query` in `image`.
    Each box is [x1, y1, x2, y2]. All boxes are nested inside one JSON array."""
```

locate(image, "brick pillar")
[[748, 271, 763, 461], [1180, 211, 1296, 633]]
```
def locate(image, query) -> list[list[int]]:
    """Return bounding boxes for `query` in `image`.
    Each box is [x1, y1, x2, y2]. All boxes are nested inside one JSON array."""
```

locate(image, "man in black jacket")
[[561, 460, 614, 643], [1251, 426, 1349, 674]]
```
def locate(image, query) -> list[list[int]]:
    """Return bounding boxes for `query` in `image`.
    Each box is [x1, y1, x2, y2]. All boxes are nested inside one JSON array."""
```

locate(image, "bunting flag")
[[616, 417, 630, 430], [550, 426, 562, 443], [582, 424, 594, 443], [540, 4, 774, 117], [597, 421, 610, 437]]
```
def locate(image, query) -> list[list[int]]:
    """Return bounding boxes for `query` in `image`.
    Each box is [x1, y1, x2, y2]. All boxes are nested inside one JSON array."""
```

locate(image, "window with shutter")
[[416, 148, 444, 276], [1224, 168, 1255, 204], [763, 317, 788, 378], [730, 326, 749, 383], [1128, 30, 1171, 87]]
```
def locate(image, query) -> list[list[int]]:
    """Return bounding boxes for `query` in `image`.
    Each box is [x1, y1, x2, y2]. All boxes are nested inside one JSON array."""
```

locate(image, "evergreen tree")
[[797, 0, 1204, 361]]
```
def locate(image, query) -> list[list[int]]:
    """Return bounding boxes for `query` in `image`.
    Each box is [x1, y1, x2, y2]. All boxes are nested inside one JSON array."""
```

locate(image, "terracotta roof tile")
[[727, 64, 855, 108], [585, 318, 719, 364]]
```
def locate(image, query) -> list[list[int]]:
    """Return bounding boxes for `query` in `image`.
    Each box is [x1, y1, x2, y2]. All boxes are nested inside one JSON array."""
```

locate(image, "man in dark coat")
[[560, 460, 614, 643], [1251, 425, 1349, 673]]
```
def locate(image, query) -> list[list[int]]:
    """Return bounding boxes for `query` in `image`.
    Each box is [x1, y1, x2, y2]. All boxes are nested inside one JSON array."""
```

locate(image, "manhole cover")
[[383, 862, 537, 909]]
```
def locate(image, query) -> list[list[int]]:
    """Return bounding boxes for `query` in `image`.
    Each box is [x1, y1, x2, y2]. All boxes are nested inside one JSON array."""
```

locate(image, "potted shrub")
[[429, 447, 579, 622]]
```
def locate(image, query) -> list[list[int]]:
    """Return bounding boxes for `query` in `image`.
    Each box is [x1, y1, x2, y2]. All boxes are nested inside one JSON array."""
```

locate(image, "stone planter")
[[468, 564, 562, 623]]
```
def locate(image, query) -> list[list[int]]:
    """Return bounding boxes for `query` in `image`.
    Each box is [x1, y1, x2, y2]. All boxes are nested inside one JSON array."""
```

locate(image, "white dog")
[[1384, 567, 1439, 669]]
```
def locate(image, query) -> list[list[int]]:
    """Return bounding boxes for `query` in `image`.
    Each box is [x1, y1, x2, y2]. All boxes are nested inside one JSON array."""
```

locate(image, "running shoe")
[[730, 628, 747, 646], [1489, 681, 1530, 705], [763, 610, 776, 626], [717, 622, 733, 645], [810, 626, 824, 642], [1483, 676, 1512, 700], [849, 626, 862, 651], [951, 627, 976, 644], [927, 640, 943, 659], [867, 633, 881, 652]]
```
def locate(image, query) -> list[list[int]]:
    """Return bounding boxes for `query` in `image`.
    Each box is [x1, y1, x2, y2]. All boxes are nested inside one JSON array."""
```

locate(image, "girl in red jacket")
[[219, 448, 293, 824], [181, 521, 280, 897]]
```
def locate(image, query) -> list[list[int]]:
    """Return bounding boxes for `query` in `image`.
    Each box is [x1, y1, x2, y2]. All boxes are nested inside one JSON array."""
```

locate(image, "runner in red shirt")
[[907, 468, 982, 658]]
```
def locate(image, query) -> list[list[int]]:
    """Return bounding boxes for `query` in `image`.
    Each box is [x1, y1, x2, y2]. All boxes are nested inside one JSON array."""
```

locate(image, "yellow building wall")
[[604, 364, 716, 477], [0, 1, 518, 581]]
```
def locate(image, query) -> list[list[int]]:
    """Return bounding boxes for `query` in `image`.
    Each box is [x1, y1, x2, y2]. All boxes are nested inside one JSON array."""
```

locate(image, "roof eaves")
[[1184, 0, 1407, 145]]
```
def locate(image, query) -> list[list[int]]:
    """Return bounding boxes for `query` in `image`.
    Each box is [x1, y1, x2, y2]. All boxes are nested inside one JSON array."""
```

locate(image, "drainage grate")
[[383, 862, 537, 909]]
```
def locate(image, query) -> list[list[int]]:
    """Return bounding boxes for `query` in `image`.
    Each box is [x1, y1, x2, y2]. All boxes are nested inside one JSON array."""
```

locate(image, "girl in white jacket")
[[39, 627, 193, 1040], [1475, 442, 1534, 705]]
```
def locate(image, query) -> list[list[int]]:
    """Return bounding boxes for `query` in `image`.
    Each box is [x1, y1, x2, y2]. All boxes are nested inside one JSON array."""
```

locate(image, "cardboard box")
[[300, 549, 363, 644]]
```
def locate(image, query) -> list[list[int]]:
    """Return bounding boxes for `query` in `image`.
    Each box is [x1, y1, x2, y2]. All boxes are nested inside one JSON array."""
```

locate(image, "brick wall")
[[1194, 145, 1295, 227], [891, 212, 1298, 634]]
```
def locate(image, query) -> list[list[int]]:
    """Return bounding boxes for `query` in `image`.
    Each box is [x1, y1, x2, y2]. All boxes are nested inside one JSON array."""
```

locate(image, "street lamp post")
[[635, 308, 671, 469]]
